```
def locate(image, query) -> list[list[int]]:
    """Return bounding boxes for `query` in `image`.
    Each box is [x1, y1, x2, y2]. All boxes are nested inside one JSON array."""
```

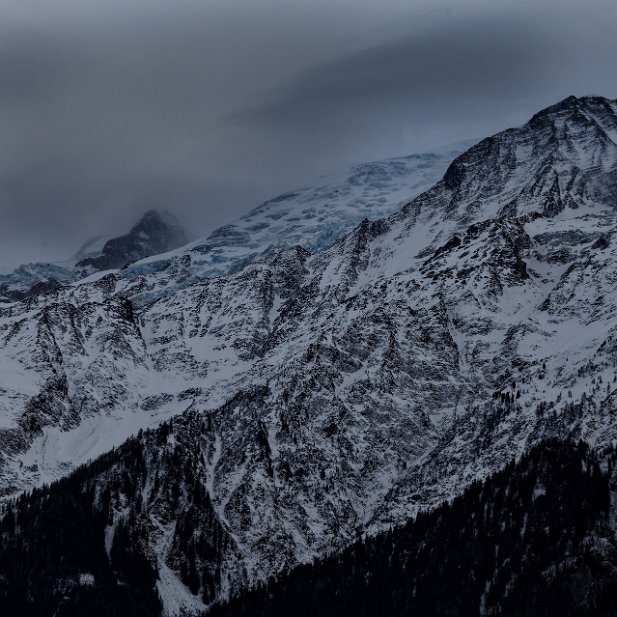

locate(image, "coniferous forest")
[[209, 440, 617, 617], [1, 438, 617, 616]]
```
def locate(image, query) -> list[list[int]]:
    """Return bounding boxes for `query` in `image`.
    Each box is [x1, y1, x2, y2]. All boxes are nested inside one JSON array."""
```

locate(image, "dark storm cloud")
[[247, 19, 543, 109], [0, 0, 615, 268], [234, 2, 617, 153]]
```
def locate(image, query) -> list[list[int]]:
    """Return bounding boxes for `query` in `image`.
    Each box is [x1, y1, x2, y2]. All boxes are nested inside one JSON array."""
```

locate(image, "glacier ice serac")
[[2, 95, 617, 614]]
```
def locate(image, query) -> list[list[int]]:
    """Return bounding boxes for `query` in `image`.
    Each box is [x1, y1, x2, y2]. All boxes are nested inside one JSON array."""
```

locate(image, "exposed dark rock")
[[76, 210, 187, 272]]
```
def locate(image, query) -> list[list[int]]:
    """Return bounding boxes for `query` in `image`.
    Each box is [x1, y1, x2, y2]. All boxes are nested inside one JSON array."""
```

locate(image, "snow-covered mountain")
[[2, 96, 617, 615]]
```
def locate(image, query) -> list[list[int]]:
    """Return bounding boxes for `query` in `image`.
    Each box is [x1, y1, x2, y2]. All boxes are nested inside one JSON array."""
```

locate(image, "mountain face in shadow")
[[76, 210, 188, 272]]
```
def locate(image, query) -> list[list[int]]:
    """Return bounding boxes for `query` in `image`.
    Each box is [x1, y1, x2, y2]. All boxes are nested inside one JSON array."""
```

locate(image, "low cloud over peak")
[[0, 0, 616, 268]]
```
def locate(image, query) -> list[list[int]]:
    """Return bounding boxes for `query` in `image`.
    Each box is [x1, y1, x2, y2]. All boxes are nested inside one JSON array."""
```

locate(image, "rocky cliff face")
[[208, 441, 617, 617], [1, 96, 617, 614]]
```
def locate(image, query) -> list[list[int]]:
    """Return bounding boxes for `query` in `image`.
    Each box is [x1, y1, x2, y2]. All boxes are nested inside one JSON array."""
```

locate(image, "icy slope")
[[0, 263, 75, 303], [114, 144, 470, 304]]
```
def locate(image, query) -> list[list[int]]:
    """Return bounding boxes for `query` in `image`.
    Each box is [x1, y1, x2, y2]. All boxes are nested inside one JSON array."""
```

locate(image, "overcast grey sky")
[[0, 0, 616, 268]]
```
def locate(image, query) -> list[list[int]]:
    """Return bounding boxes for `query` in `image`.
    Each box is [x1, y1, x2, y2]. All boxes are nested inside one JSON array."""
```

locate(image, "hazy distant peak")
[[75, 209, 188, 272]]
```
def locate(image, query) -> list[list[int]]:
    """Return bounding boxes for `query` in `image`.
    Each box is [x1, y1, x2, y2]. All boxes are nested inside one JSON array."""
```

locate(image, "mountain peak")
[[529, 94, 617, 124], [76, 209, 188, 272], [129, 209, 184, 239], [137, 209, 181, 227], [436, 93, 617, 223]]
